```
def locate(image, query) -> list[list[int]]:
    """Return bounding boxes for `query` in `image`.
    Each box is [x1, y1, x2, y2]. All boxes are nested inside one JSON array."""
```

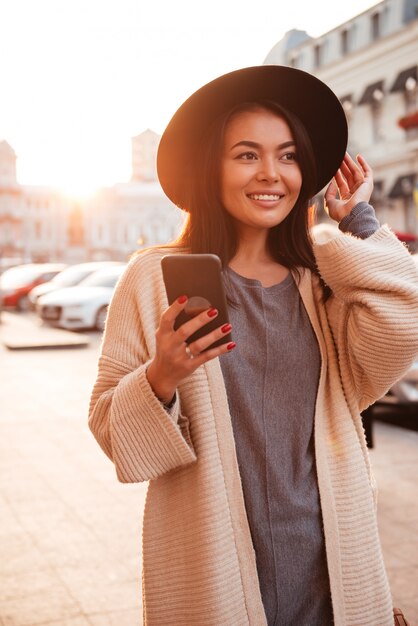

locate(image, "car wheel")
[[95, 305, 108, 332], [17, 295, 30, 312]]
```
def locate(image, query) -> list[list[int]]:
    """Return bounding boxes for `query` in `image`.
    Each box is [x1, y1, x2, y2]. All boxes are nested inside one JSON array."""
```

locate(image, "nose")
[[256, 157, 280, 183]]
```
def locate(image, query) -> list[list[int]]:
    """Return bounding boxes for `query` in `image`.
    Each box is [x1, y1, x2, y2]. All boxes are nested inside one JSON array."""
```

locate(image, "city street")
[[0, 312, 417, 625]]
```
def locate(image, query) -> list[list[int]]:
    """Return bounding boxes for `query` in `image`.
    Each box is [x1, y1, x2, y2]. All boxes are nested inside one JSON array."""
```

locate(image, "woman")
[[88, 66, 418, 625]]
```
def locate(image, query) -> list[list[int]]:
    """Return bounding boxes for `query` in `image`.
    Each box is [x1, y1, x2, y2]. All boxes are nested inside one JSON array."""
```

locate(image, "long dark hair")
[[172, 100, 321, 281]]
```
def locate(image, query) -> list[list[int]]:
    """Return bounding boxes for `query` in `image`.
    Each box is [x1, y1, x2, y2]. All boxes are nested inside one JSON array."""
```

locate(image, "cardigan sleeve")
[[314, 225, 418, 412], [88, 253, 197, 483]]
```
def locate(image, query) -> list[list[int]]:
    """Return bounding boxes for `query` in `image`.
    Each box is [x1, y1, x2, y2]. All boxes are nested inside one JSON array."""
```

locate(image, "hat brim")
[[157, 65, 348, 209]]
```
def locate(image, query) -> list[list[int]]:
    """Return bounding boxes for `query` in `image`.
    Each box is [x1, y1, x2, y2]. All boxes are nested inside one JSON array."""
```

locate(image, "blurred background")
[[1, 0, 417, 624], [0, 0, 417, 270]]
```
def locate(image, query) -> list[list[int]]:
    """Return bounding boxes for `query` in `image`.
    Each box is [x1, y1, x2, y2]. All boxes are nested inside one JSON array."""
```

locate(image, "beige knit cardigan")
[[89, 226, 418, 626]]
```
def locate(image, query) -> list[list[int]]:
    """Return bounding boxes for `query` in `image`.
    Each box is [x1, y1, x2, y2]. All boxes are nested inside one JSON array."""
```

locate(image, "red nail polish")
[[221, 323, 232, 333], [177, 295, 188, 304], [207, 308, 218, 318], [227, 342, 236, 350]]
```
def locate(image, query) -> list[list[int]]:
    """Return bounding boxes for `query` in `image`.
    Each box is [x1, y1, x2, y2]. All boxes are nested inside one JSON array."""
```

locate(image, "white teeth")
[[249, 194, 282, 200]]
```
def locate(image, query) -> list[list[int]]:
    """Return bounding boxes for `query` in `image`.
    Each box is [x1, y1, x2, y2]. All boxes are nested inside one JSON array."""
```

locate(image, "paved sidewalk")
[[369, 425, 418, 623], [1, 312, 89, 350], [0, 314, 145, 625], [0, 313, 417, 625]]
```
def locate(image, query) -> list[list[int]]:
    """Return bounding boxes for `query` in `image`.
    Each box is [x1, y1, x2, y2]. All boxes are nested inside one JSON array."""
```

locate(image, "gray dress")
[[219, 203, 379, 626]]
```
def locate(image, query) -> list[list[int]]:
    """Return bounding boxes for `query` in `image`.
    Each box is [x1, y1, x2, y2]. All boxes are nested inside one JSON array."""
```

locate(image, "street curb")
[[0, 311, 90, 350]]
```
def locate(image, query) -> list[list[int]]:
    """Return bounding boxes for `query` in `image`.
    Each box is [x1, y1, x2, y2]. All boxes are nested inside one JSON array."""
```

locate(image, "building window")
[[404, 76, 417, 113], [390, 66, 418, 139], [359, 81, 385, 142], [314, 43, 322, 68], [340, 95, 354, 124], [371, 12, 381, 40], [371, 101, 384, 142], [402, 82, 418, 142], [289, 54, 298, 68], [340, 29, 350, 55], [370, 180, 384, 207], [388, 174, 417, 234]]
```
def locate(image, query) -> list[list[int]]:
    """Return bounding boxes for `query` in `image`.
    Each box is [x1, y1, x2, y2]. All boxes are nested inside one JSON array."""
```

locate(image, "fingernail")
[[227, 342, 236, 351], [177, 295, 188, 304], [221, 323, 232, 333], [207, 308, 218, 318]]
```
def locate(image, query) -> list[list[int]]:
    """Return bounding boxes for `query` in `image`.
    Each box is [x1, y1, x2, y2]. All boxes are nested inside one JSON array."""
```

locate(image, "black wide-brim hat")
[[157, 65, 348, 209]]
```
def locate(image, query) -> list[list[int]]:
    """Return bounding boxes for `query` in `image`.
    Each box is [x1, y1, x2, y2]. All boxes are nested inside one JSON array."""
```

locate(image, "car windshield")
[[0, 266, 45, 288], [50, 266, 101, 287], [78, 268, 124, 288]]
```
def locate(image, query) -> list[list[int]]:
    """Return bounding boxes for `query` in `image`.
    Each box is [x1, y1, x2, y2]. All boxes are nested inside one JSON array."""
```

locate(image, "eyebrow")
[[229, 140, 296, 151]]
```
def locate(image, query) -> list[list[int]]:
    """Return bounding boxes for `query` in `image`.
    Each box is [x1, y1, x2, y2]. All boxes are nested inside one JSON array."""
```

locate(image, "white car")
[[37, 264, 127, 331], [28, 261, 123, 308]]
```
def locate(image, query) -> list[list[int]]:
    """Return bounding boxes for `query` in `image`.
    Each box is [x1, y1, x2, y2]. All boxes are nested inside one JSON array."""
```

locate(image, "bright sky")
[[0, 0, 379, 195]]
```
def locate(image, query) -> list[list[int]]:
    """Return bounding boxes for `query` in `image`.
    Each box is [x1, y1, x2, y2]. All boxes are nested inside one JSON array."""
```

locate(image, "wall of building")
[[0, 133, 183, 264], [131, 129, 160, 182], [264, 0, 418, 234], [84, 182, 184, 261]]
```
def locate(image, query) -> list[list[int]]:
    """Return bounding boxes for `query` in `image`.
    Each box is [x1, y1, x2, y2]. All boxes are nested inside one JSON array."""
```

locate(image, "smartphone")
[[161, 254, 231, 349]]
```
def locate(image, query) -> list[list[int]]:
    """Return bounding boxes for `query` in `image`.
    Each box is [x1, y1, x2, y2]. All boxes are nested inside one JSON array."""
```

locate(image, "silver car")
[[37, 264, 127, 331], [28, 261, 123, 309]]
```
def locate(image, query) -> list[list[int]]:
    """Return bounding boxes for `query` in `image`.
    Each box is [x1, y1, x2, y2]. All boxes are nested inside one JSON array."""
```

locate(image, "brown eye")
[[282, 152, 297, 161], [236, 151, 257, 160]]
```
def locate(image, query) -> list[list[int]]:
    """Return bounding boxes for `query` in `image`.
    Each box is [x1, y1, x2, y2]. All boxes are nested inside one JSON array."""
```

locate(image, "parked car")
[[0, 257, 30, 276], [0, 263, 67, 311], [28, 261, 123, 309], [394, 231, 418, 254], [37, 264, 127, 331]]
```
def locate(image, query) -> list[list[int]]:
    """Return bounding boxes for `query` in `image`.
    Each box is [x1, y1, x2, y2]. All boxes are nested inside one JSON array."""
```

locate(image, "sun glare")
[[1, 0, 381, 192]]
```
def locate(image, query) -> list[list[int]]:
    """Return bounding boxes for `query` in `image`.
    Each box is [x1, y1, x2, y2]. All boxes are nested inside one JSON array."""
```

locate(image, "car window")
[[41, 271, 61, 282], [78, 268, 124, 288], [50, 267, 94, 287], [0, 266, 42, 287], [50, 264, 117, 287]]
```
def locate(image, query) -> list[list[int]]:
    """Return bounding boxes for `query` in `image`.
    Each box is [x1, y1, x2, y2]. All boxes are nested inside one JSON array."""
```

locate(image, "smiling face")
[[220, 106, 303, 239]]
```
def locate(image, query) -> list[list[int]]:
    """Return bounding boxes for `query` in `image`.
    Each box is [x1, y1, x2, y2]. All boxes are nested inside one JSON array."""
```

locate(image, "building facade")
[[0, 140, 73, 265], [0, 131, 183, 266], [84, 181, 183, 262], [264, 0, 418, 234], [131, 129, 160, 182]]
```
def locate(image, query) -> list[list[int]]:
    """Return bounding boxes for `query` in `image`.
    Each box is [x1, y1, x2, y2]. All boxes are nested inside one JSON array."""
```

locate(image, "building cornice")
[[316, 19, 418, 83]]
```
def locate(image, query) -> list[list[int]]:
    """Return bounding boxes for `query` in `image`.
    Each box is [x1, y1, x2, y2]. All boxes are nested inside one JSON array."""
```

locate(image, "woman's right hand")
[[146, 295, 235, 404]]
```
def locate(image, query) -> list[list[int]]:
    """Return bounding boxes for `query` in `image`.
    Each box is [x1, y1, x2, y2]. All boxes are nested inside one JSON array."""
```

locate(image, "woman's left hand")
[[324, 153, 374, 223]]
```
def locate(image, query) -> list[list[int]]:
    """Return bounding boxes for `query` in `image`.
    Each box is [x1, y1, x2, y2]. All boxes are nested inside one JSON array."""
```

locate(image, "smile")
[[247, 194, 284, 201]]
